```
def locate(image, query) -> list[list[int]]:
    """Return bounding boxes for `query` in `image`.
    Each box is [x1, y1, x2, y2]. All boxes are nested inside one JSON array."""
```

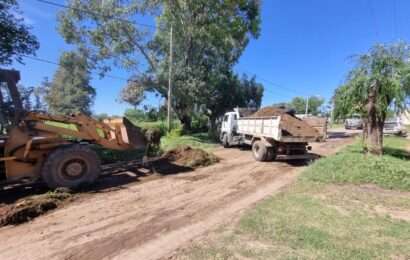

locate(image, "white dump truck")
[[220, 108, 321, 161]]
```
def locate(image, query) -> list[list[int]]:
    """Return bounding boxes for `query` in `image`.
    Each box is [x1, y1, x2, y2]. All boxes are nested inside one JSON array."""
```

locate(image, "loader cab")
[[221, 112, 239, 135]]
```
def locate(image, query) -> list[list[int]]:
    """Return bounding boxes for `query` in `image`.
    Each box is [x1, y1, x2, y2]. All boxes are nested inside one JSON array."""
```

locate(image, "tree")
[[17, 84, 33, 111], [150, 0, 261, 130], [0, 0, 39, 65], [271, 102, 291, 109], [290, 96, 324, 115], [32, 84, 48, 111], [58, 0, 261, 131], [94, 113, 109, 121], [333, 43, 410, 155], [45, 51, 95, 115], [204, 73, 264, 136], [119, 78, 145, 109]]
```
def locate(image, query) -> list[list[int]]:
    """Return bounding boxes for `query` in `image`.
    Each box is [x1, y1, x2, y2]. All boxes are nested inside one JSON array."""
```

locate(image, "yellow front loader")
[[0, 69, 146, 188]]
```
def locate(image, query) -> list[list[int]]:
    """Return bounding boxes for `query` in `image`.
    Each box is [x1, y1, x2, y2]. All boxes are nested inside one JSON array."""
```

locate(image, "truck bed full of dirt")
[[249, 106, 320, 138]]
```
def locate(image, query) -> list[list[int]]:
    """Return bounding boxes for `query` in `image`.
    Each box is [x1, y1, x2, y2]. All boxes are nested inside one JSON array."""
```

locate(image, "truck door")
[[222, 114, 230, 134], [232, 113, 238, 134]]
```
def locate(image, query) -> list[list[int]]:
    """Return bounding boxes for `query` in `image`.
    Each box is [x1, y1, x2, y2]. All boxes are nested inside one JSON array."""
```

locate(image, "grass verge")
[[302, 136, 410, 191], [161, 132, 218, 152], [177, 137, 410, 260]]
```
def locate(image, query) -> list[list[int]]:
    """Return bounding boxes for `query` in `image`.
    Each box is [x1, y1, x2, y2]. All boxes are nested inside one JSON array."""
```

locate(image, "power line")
[[22, 54, 297, 101], [240, 69, 309, 96], [35, 0, 304, 100], [35, 0, 157, 30], [21, 55, 134, 83]]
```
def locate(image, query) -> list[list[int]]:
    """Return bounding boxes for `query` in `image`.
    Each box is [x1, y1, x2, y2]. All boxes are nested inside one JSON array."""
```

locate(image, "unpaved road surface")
[[0, 134, 353, 260]]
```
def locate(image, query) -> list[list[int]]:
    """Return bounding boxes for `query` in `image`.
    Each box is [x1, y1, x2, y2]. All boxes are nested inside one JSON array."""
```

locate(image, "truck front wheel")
[[222, 134, 230, 148], [252, 141, 268, 161]]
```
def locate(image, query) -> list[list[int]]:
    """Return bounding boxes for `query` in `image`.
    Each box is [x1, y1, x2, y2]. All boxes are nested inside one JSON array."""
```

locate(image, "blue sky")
[[7, 0, 410, 115]]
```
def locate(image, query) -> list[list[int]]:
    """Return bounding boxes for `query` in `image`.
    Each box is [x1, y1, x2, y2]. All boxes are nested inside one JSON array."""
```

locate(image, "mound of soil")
[[250, 107, 289, 117], [163, 145, 219, 168], [249, 106, 320, 138], [0, 191, 72, 226]]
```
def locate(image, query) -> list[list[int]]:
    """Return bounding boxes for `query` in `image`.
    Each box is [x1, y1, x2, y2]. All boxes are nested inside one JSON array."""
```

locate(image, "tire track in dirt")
[[0, 136, 353, 260]]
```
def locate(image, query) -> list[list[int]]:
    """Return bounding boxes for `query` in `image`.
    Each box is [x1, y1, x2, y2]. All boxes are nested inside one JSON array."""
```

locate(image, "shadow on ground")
[[382, 147, 410, 160], [0, 159, 193, 205]]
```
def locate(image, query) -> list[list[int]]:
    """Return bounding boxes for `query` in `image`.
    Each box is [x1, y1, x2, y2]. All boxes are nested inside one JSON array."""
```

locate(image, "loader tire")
[[41, 145, 101, 189], [252, 141, 268, 161]]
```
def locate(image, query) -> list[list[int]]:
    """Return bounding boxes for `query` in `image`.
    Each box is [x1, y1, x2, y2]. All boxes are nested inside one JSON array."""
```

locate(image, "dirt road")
[[0, 134, 353, 260]]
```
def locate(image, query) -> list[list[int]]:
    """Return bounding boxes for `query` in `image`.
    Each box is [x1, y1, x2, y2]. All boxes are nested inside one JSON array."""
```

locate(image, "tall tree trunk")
[[208, 115, 218, 141], [366, 84, 382, 155], [180, 114, 192, 133], [362, 118, 368, 153], [377, 119, 384, 152]]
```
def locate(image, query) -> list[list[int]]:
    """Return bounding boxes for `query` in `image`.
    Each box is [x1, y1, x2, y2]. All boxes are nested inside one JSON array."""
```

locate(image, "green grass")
[[328, 123, 344, 129], [161, 132, 218, 152], [177, 136, 410, 260], [181, 182, 410, 260], [235, 188, 410, 260], [302, 136, 410, 191], [137, 121, 169, 135]]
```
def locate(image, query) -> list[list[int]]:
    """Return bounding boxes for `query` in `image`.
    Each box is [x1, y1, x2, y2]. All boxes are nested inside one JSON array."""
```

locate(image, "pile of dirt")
[[250, 107, 289, 117], [250, 106, 320, 138], [0, 190, 72, 226], [163, 145, 219, 168]]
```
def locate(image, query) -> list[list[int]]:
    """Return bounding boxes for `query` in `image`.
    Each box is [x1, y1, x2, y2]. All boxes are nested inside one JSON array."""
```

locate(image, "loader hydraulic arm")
[[23, 112, 146, 151]]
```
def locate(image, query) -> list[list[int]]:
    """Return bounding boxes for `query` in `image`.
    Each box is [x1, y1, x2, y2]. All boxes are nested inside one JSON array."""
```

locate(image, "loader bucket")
[[104, 117, 146, 149], [121, 117, 146, 149]]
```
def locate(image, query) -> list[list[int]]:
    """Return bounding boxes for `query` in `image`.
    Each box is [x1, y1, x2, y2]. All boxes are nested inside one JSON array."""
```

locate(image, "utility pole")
[[305, 96, 309, 116], [167, 25, 173, 131], [330, 101, 334, 126]]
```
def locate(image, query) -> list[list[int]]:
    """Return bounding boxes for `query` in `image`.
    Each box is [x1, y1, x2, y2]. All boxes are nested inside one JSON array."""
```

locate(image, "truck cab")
[[221, 112, 238, 134], [220, 111, 239, 147]]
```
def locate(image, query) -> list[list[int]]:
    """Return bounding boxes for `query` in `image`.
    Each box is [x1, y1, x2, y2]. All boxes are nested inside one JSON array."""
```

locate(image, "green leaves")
[[333, 42, 410, 121], [45, 51, 95, 115], [289, 96, 325, 115], [0, 0, 39, 65], [59, 0, 261, 129]]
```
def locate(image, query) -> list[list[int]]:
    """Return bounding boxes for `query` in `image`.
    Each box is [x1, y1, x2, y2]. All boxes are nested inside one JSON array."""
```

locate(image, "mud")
[[250, 106, 288, 117], [0, 191, 72, 226], [163, 145, 219, 168]]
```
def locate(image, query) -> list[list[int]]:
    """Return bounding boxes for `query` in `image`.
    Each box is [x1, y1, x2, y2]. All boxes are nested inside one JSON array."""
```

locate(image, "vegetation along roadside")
[[176, 136, 410, 260]]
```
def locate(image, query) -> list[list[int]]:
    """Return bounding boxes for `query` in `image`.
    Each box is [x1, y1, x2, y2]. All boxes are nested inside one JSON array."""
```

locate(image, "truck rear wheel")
[[252, 141, 268, 161], [41, 145, 101, 189]]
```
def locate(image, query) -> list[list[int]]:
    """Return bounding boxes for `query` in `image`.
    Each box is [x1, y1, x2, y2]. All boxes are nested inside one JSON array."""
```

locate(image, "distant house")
[[400, 110, 410, 125]]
